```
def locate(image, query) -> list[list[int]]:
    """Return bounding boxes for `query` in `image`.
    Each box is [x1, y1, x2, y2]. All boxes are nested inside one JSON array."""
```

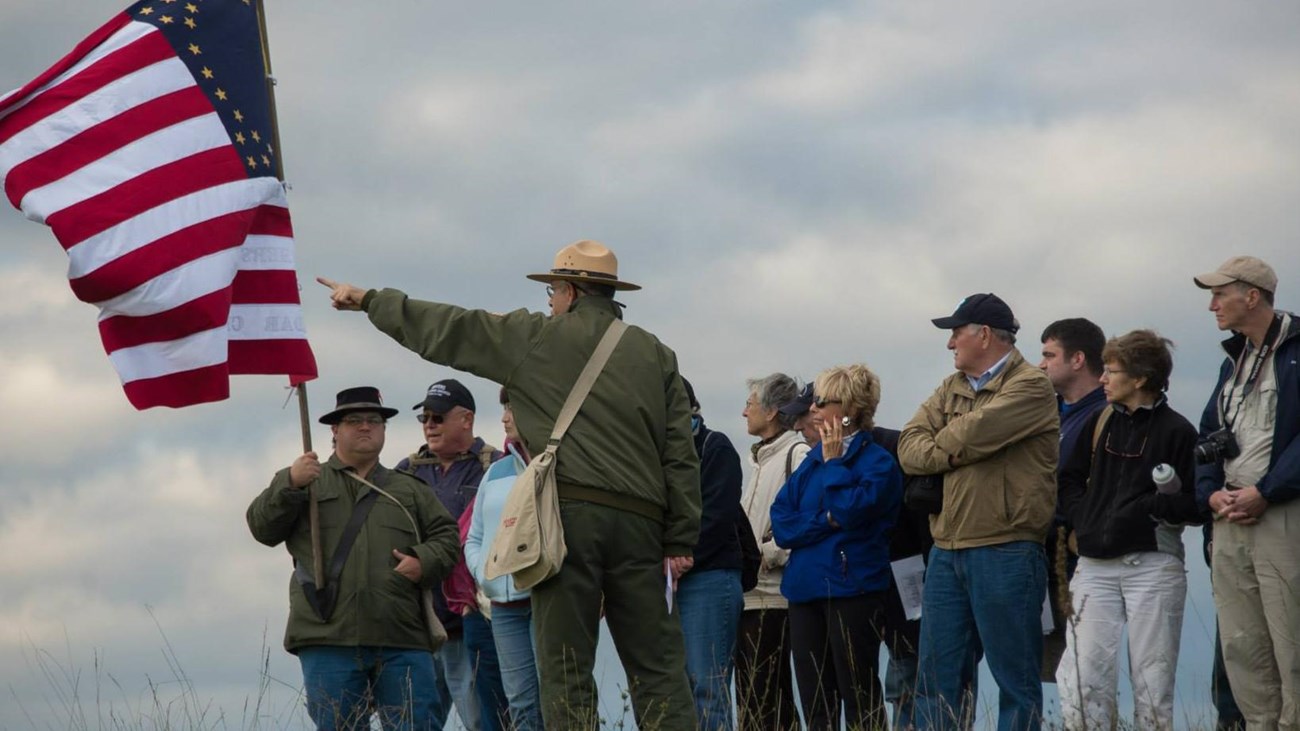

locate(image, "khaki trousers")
[[532, 499, 696, 730], [1212, 498, 1300, 731]]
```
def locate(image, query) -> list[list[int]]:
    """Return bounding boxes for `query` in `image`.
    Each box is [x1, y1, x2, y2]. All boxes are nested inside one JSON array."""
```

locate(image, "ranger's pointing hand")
[[317, 277, 367, 311]]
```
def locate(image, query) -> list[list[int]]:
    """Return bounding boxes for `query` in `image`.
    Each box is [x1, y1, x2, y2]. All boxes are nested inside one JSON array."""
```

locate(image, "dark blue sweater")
[[692, 419, 744, 572]]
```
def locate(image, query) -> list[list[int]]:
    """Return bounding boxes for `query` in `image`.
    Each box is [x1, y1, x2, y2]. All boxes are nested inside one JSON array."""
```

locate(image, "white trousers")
[[1056, 552, 1187, 731]]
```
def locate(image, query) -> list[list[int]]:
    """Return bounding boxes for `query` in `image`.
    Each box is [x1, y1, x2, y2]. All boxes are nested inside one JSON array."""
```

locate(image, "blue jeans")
[[490, 602, 543, 731], [434, 636, 479, 730], [677, 568, 742, 731], [463, 611, 509, 731], [298, 646, 440, 731], [915, 542, 1046, 731], [886, 652, 918, 729]]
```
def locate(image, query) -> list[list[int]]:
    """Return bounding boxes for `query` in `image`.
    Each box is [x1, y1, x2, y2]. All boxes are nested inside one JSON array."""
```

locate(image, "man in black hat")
[[247, 386, 461, 731], [395, 378, 507, 731], [898, 294, 1059, 731]]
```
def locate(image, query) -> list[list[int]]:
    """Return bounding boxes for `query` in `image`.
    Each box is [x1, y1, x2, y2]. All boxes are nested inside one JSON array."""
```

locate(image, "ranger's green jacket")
[[363, 289, 702, 556], [247, 456, 460, 653]]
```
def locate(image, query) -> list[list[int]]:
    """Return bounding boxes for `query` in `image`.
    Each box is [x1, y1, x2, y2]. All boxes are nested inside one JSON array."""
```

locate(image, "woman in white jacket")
[[735, 373, 809, 731]]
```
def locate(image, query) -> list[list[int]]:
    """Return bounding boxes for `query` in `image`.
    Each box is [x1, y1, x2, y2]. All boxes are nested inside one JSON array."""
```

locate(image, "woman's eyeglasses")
[[813, 397, 842, 408]]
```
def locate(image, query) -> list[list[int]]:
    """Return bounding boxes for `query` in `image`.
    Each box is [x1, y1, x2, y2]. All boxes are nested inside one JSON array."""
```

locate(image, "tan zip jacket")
[[898, 350, 1059, 549]]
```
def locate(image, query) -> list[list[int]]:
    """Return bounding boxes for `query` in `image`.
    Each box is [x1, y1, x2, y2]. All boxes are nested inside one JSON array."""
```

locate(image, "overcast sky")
[[3, 1, 1298, 728]]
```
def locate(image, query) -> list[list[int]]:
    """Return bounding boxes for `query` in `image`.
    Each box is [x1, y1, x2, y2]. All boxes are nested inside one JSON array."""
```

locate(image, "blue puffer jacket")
[[464, 443, 531, 603], [770, 430, 902, 603]]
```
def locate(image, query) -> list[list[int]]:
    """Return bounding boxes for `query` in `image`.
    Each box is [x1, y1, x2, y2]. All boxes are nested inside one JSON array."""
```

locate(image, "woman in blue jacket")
[[465, 389, 543, 731], [771, 364, 903, 731]]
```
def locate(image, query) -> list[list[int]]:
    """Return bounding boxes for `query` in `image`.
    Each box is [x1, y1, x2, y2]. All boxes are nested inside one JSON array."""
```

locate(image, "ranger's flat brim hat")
[[526, 239, 641, 291], [1194, 255, 1278, 293]]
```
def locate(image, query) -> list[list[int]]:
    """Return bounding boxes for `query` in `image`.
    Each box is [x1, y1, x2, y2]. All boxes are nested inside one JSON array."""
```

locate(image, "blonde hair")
[[813, 364, 881, 432]]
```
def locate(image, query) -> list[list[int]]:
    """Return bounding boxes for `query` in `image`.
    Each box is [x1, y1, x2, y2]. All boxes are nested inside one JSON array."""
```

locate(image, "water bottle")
[[1152, 464, 1181, 495]]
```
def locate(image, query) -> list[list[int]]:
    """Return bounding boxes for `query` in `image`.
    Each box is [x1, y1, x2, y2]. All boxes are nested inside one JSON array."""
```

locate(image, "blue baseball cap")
[[778, 382, 814, 417]]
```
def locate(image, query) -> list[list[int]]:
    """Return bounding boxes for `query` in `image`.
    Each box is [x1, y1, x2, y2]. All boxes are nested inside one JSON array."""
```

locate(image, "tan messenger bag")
[[485, 319, 627, 590]]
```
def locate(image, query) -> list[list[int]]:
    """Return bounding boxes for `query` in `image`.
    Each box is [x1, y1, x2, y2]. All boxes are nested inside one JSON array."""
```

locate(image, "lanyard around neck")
[[1221, 314, 1284, 431]]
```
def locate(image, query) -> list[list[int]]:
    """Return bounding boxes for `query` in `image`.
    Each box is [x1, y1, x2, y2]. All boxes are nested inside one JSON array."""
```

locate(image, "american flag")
[[0, 0, 317, 410]]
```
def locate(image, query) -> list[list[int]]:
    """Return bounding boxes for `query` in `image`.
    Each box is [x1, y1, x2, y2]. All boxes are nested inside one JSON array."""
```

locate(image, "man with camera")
[[1194, 256, 1300, 731]]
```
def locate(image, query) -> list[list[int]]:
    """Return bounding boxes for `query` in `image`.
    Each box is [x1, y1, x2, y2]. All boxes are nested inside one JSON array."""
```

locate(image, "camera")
[[1195, 428, 1241, 465]]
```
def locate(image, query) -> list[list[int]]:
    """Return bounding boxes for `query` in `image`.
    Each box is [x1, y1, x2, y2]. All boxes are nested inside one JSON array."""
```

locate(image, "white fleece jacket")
[[741, 429, 810, 611]]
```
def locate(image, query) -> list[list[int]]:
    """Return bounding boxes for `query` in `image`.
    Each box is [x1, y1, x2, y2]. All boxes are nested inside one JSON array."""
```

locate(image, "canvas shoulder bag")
[[485, 319, 629, 590]]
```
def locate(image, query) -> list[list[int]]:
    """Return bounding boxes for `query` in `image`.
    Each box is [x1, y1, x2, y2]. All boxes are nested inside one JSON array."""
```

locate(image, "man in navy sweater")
[[1037, 318, 1107, 680]]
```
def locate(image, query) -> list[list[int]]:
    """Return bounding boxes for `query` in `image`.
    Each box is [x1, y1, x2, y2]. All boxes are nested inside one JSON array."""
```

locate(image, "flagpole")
[[254, 0, 323, 592]]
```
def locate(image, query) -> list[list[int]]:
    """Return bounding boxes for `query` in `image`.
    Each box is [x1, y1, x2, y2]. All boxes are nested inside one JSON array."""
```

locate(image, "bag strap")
[[341, 469, 450, 649], [546, 320, 628, 448], [344, 469, 422, 540], [784, 441, 799, 481], [1079, 405, 1116, 497], [1089, 405, 1114, 459], [328, 489, 380, 585]]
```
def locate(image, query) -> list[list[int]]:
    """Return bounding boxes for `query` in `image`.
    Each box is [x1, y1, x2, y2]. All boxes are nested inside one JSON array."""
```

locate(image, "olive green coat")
[[363, 289, 702, 556], [247, 456, 460, 652]]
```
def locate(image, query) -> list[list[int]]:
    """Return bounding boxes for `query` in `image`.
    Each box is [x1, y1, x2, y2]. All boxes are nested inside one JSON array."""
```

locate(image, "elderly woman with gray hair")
[[735, 372, 809, 731]]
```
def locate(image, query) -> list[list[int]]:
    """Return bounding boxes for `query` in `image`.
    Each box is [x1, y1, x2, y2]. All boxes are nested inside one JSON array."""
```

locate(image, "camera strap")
[[1221, 313, 1284, 432]]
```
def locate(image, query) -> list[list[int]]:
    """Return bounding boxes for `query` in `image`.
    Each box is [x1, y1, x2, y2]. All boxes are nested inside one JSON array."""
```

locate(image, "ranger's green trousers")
[[532, 499, 697, 730]]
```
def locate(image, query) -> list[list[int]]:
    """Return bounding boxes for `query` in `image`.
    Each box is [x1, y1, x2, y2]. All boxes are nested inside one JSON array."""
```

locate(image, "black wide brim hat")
[[319, 386, 400, 425]]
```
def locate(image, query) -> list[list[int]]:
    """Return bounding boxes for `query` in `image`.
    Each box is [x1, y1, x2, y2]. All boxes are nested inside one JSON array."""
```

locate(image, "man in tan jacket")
[[898, 293, 1059, 731]]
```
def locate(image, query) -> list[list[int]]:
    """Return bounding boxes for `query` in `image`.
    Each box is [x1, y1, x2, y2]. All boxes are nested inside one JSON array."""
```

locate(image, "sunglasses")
[[416, 412, 447, 425], [813, 397, 842, 408]]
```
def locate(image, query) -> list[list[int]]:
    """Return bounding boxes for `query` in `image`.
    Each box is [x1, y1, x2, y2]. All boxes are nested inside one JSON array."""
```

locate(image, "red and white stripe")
[[1, 14, 316, 409]]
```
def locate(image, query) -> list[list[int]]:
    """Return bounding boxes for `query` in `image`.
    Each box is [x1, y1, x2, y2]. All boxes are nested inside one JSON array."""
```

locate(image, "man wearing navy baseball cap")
[[930, 292, 1020, 334], [397, 377, 507, 731], [899, 293, 1059, 731]]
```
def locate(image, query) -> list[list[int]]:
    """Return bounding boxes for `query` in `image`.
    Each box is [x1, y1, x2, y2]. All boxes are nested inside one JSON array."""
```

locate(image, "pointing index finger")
[[316, 276, 337, 289]]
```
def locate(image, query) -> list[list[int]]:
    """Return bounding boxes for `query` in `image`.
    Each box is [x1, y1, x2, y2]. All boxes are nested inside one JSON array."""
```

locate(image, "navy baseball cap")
[[931, 293, 1020, 333], [413, 379, 476, 414], [778, 382, 814, 417]]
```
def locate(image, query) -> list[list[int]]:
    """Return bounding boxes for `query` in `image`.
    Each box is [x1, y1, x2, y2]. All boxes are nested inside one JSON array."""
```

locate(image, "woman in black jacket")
[[676, 378, 746, 731], [1056, 330, 1202, 731]]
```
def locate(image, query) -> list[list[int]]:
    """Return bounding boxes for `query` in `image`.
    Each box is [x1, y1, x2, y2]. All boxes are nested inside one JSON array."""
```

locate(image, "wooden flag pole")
[[253, 0, 324, 592]]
